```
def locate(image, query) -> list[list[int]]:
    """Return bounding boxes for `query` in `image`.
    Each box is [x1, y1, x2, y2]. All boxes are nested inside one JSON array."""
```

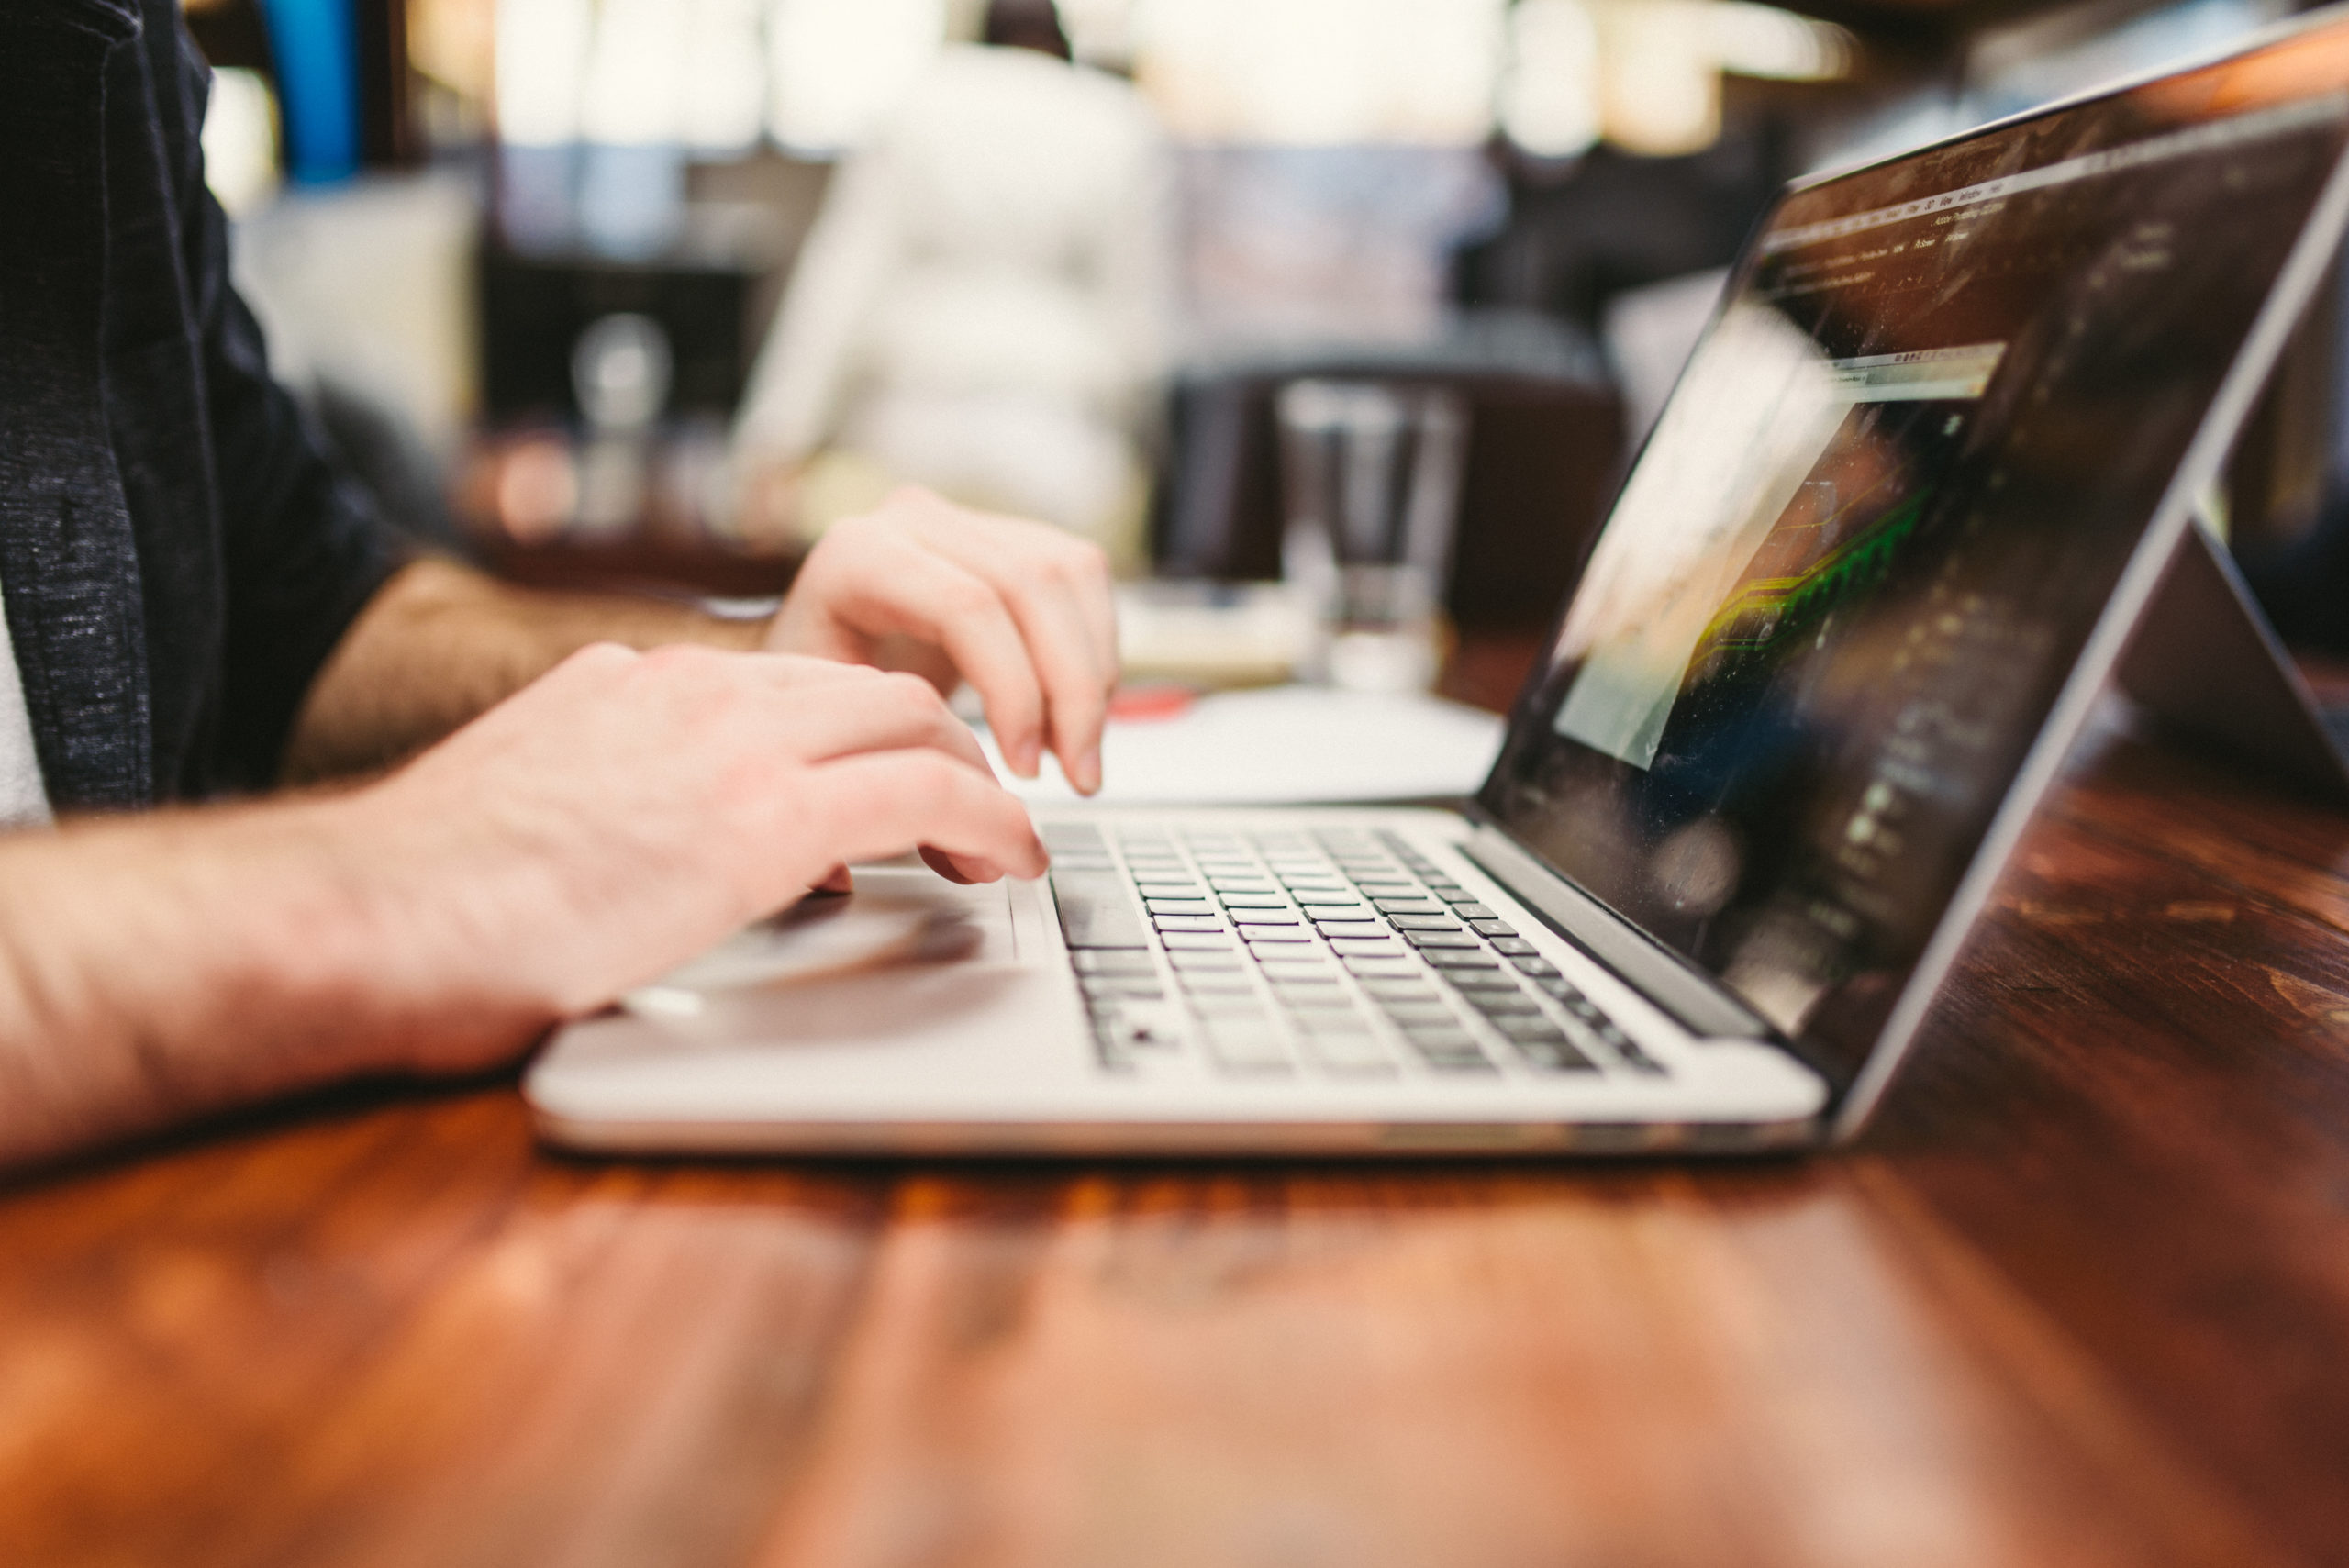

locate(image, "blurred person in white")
[[733, 0, 1172, 566], [0, 0, 1113, 1173]]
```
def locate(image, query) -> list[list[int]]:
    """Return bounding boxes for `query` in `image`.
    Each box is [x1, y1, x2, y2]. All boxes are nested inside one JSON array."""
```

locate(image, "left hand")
[[763, 486, 1119, 794]]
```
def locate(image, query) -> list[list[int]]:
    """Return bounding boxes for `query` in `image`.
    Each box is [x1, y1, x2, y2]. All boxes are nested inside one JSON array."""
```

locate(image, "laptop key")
[[1144, 898, 1216, 916], [1359, 980, 1442, 1001], [1052, 872, 1149, 950], [1073, 951, 1155, 975], [1490, 938, 1539, 957], [1153, 915, 1224, 934], [1160, 932, 1236, 951], [1080, 978, 1165, 1001], [1387, 914, 1463, 931], [1277, 972, 1353, 999], [1203, 1021, 1292, 1073], [1447, 902, 1497, 918], [1290, 1007, 1372, 1035], [1512, 957, 1563, 977], [1423, 950, 1502, 969], [1300, 1033, 1395, 1074], [1464, 991, 1542, 1017], [1406, 1037, 1497, 1073], [1403, 930, 1481, 950], [1470, 919, 1518, 938], [1179, 973, 1255, 995], [1516, 1038, 1599, 1073]]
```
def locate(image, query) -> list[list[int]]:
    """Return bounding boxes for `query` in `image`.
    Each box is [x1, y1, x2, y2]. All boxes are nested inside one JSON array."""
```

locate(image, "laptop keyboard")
[[1044, 823, 1666, 1081]]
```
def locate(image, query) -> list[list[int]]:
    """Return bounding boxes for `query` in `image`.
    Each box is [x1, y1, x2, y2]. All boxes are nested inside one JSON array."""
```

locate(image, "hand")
[[764, 486, 1119, 794], [356, 642, 1047, 1028]]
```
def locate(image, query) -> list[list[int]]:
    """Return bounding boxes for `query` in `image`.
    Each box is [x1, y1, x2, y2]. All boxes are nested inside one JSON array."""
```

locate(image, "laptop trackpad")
[[630, 867, 1013, 996], [599, 865, 1035, 1051]]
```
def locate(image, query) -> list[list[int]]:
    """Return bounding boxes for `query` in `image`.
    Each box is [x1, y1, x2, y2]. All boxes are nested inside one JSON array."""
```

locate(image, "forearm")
[[0, 799, 551, 1171], [284, 557, 761, 780]]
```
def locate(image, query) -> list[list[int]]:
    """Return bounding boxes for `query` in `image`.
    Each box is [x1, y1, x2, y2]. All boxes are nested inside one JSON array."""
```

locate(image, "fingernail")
[[1079, 750, 1102, 795]]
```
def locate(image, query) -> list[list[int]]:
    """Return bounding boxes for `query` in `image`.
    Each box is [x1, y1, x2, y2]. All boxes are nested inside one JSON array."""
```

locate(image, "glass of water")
[[1276, 379, 1469, 693]]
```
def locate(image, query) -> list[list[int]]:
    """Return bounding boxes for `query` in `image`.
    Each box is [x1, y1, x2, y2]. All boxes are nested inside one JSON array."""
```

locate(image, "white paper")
[[979, 684, 1506, 806]]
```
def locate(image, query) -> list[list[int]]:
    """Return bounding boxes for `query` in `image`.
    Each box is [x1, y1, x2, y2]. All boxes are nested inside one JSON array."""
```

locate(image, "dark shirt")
[[0, 0, 404, 811]]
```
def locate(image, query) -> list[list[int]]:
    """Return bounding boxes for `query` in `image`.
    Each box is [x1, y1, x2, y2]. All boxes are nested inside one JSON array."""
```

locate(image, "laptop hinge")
[[1460, 826, 1772, 1041]]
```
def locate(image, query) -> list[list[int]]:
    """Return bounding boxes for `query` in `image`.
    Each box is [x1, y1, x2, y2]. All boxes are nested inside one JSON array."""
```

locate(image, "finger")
[[766, 669, 995, 779], [813, 863, 854, 895], [796, 751, 1048, 881], [810, 535, 1052, 777], [904, 504, 1118, 674], [1027, 583, 1112, 795], [751, 650, 901, 688], [918, 845, 990, 884], [913, 532, 1117, 793]]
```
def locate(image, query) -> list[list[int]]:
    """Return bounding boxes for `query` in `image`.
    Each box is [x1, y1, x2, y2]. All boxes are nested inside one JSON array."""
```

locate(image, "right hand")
[[351, 641, 1046, 1044]]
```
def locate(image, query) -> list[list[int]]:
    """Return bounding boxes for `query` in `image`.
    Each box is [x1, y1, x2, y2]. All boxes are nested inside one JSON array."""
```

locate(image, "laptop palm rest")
[[563, 869, 1047, 1068]]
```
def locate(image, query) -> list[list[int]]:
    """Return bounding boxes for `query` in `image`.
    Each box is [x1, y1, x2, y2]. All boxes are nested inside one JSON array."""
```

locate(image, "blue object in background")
[[257, 0, 361, 183]]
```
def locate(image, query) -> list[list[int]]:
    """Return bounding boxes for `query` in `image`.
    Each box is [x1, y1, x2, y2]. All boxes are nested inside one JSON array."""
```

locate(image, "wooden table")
[[6, 691, 2349, 1568]]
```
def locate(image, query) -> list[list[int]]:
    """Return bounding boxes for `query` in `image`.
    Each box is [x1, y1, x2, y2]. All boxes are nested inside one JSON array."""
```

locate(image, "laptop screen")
[[1480, 16, 2349, 1091]]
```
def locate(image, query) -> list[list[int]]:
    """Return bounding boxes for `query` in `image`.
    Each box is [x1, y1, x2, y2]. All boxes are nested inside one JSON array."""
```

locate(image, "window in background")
[[1587, 0, 1853, 156], [763, 0, 947, 153], [408, 0, 495, 147], [1132, 0, 1508, 147], [494, 0, 595, 146], [679, 0, 769, 152], [203, 66, 284, 217], [1501, 0, 1603, 160], [492, 0, 776, 253]]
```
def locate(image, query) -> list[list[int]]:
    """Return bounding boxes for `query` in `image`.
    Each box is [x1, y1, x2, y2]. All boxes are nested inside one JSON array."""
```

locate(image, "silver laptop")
[[528, 9, 2349, 1156]]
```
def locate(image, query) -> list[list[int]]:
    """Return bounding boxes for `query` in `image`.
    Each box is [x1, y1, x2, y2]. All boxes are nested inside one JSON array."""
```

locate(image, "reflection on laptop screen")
[[1483, 20, 2349, 1085]]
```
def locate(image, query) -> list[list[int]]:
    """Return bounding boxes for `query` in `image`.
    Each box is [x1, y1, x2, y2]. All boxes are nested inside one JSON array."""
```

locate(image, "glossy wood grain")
[[5, 701, 2349, 1567]]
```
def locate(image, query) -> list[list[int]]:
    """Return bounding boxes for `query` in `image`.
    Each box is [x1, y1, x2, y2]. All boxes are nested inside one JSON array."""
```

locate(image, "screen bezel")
[[1462, 9, 2349, 1125]]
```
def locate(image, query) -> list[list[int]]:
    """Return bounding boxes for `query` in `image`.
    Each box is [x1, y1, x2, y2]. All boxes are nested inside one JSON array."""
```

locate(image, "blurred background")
[[184, 0, 2349, 705]]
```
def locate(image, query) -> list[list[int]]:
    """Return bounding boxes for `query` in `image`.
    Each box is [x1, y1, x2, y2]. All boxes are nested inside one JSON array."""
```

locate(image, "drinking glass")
[[1276, 379, 1469, 692]]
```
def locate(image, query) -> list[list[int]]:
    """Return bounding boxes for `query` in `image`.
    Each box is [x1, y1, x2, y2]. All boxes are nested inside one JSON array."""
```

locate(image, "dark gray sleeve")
[[173, 25, 411, 789]]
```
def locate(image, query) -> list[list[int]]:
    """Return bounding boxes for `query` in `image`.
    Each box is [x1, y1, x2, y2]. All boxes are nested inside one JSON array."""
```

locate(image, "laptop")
[[528, 8, 2349, 1156]]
